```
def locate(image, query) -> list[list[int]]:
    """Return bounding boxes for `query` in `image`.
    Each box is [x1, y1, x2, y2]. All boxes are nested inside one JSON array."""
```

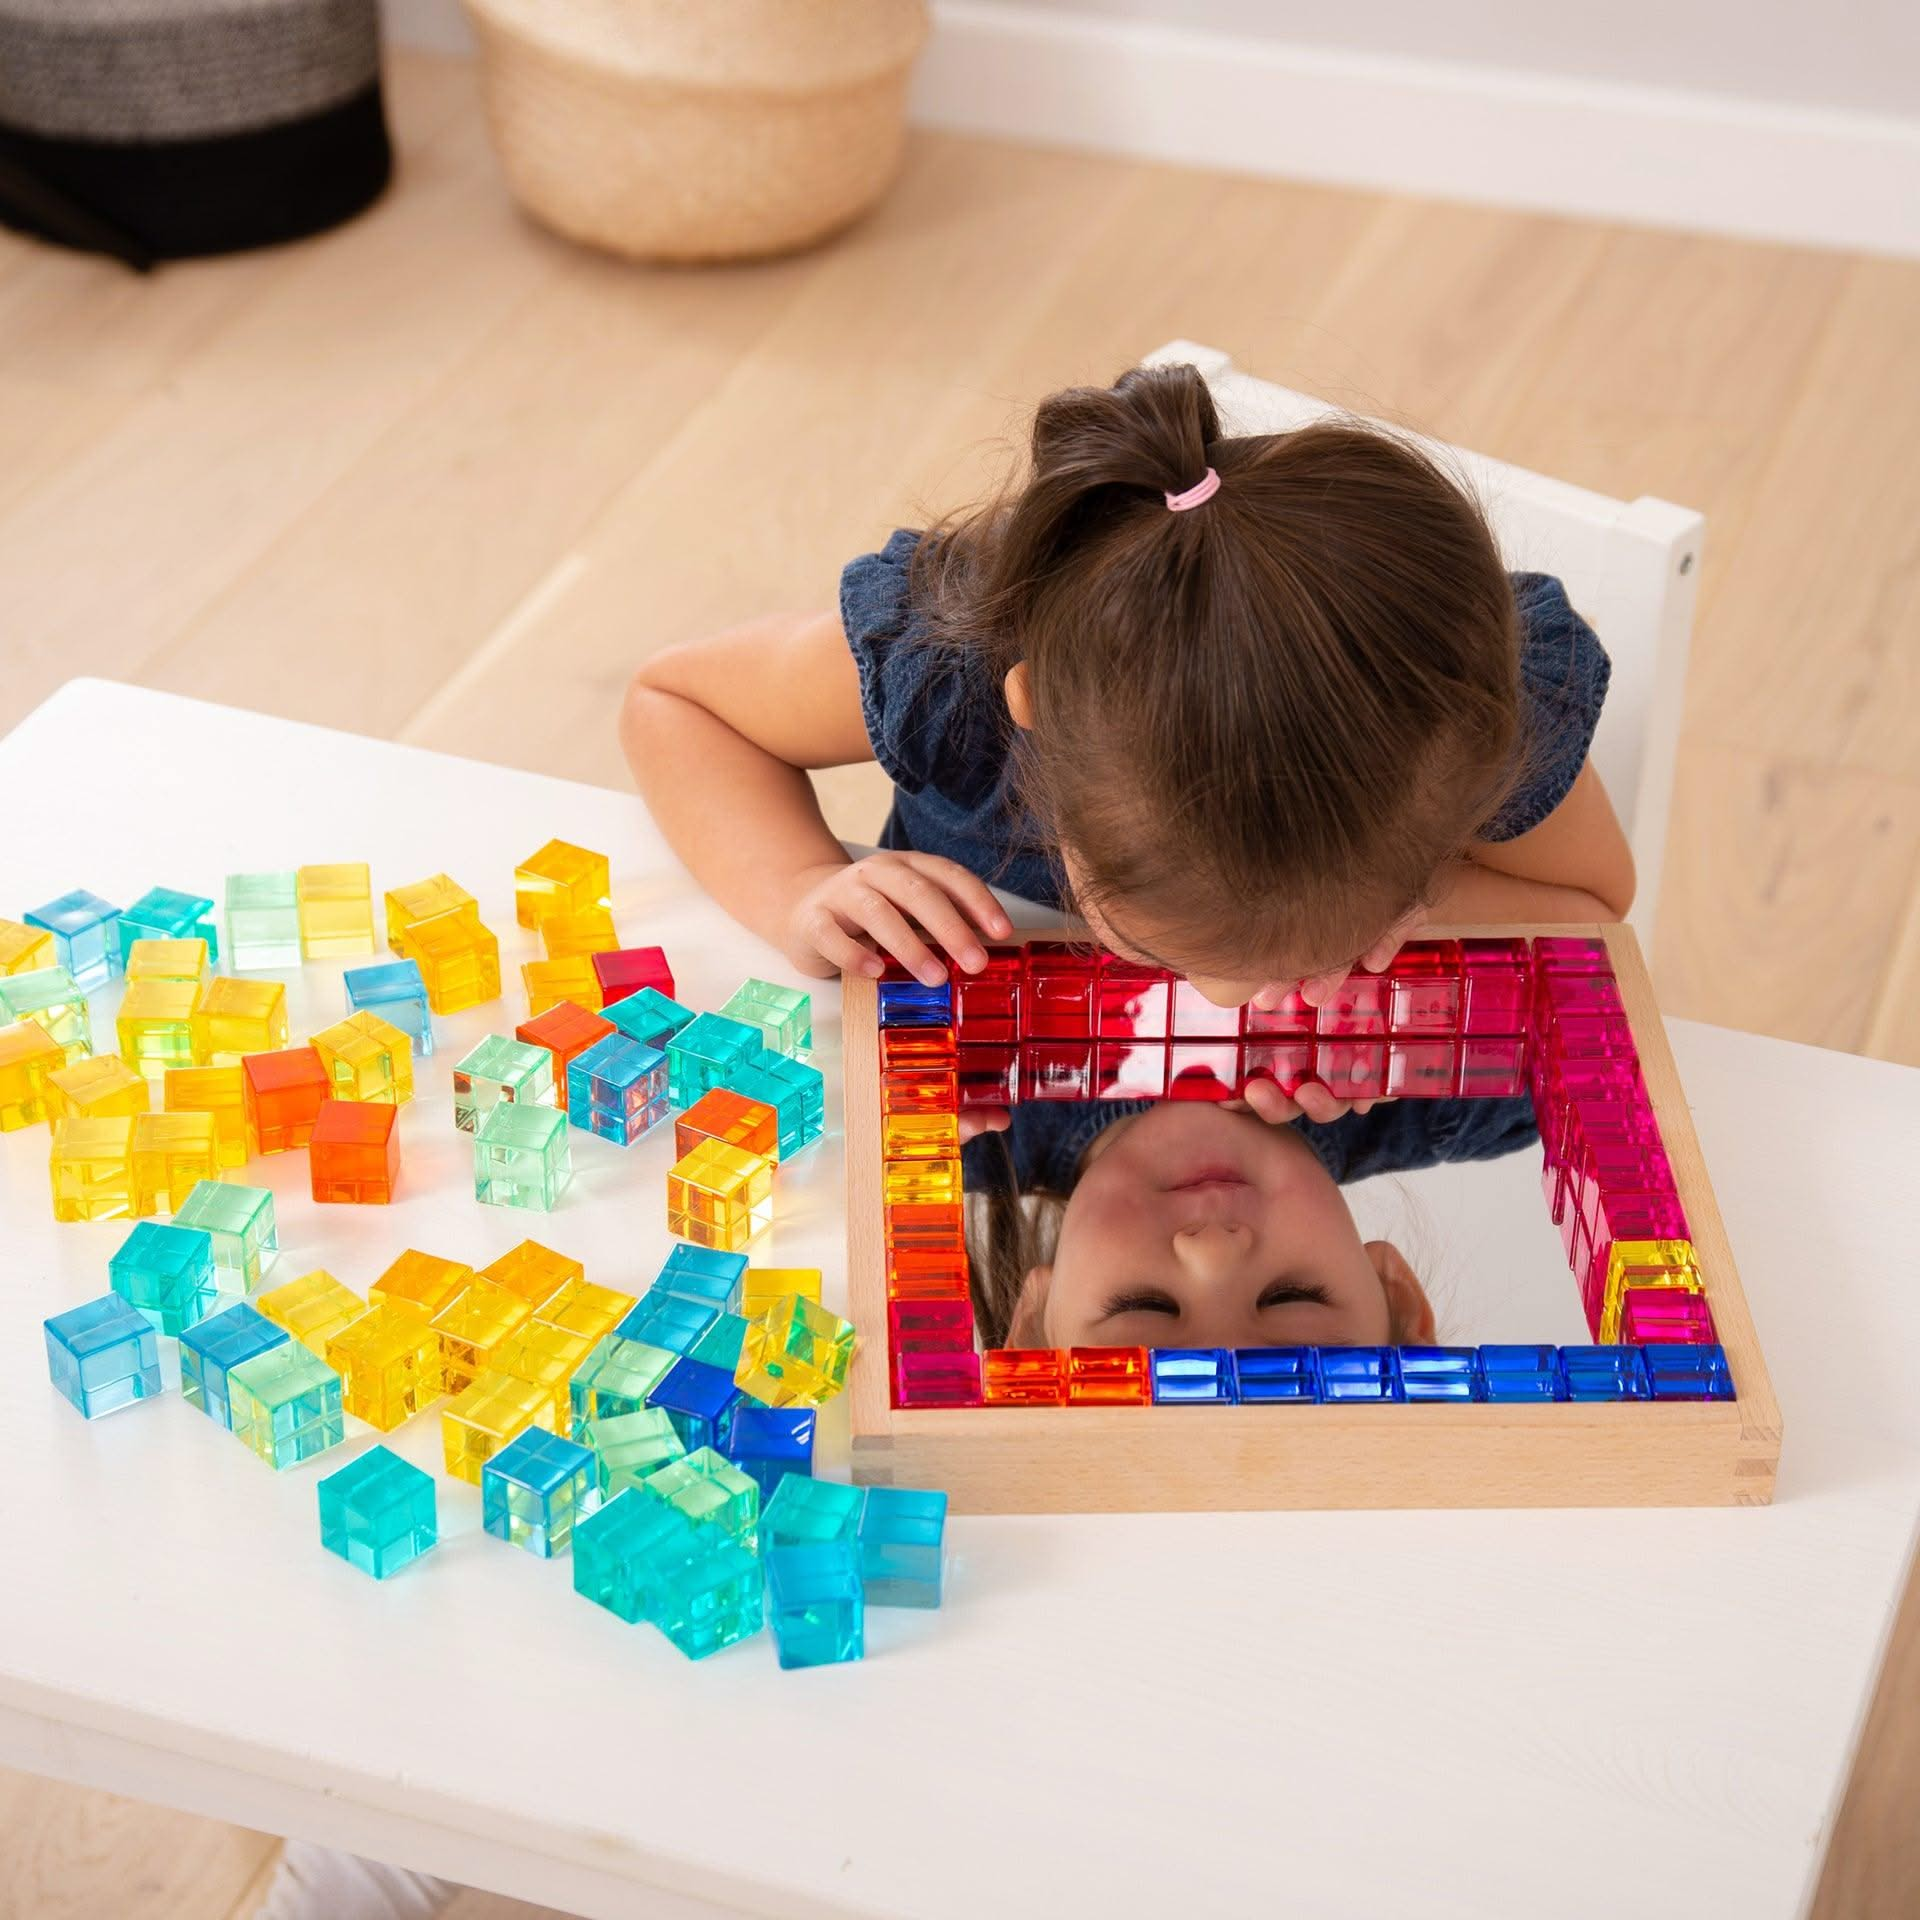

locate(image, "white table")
[[2, 679, 1917, 1920]]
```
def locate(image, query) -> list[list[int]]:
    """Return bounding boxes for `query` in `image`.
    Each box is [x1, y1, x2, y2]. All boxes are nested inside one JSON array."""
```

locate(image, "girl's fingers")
[[808, 909, 883, 978], [957, 1107, 1011, 1142], [1298, 968, 1348, 1009], [1238, 1077, 1303, 1124], [905, 855, 1013, 943], [846, 885, 945, 986], [880, 867, 993, 974]]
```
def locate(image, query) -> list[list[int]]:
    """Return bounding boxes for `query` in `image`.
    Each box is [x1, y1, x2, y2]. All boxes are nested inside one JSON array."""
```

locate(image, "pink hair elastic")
[[1165, 468, 1220, 511]]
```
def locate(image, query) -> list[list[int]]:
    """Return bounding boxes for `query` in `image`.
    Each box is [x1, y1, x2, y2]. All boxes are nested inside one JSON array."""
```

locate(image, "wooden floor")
[[0, 46, 1913, 1920]]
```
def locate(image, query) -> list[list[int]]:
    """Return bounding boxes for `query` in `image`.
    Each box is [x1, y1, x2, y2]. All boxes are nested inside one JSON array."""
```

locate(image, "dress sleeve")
[[1294, 1096, 1538, 1184], [1479, 573, 1613, 842], [838, 528, 1005, 806]]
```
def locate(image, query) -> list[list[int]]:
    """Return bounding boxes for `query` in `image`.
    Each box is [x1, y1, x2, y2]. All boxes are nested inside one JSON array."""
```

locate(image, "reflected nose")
[[1171, 1222, 1253, 1281]]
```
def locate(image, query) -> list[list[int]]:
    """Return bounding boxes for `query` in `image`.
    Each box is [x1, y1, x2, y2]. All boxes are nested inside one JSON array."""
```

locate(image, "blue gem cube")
[[657, 1243, 746, 1311], [109, 1219, 217, 1335], [877, 979, 952, 1027], [857, 1485, 947, 1608], [224, 872, 302, 971], [318, 1444, 438, 1578], [729, 1051, 824, 1155], [1561, 1345, 1653, 1401], [228, 1341, 345, 1469], [603, 985, 695, 1052], [118, 886, 219, 966], [475, 1100, 572, 1210], [764, 1473, 863, 1546], [653, 1532, 763, 1660], [1319, 1346, 1404, 1403], [1475, 1344, 1567, 1402], [765, 1540, 864, 1669], [344, 959, 434, 1058], [719, 977, 813, 1055], [1150, 1348, 1237, 1404], [573, 1486, 702, 1624], [614, 1290, 718, 1356], [569, 1334, 676, 1431], [1399, 1347, 1481, 1403], [483, 1428, 600, 1556], [567, 1034, 668, 1145], [45, 1294, 161, 1418], [1233, 1347, 1323, 1403], [1643, 1341, 1735, 1401], [178, 1302, 289, 1427], [173, 1180, 277, 1293], [650, 1356, 742, 1454], [24, 889, 122, 989], [722, 1404, 815, 1500], [666, 1012, 763, 1108]]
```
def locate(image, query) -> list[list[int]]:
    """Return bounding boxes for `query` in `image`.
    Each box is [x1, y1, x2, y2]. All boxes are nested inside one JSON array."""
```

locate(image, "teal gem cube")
[[452, 1033, 554, 1133], [109, 1220, 217, 1336], [726, 1054, 824, 1157], [657, 1244, 745, 1312], [603, 985, 695, 1052], [641, 1445, 759, 1547], [566, 1034, 668, 1145], [483, 1428, 600, 1556], [765, 1540, 864, 1669], [569, 1334, 675, 1433], [613, 1289, 718, 1355], [178, 1302, 288, 1428], [573, 1486, 702, 1625], [45, 1294, 161, 1418], [689, 1310, 749, 1373], [174, 1180, 277, 1293], [581, 1407, 686, 1496], [344, 959, 434, 1058], [652, 1533, 763, 1661], [475, 1100, 572, 1210], [119, 886, 219, 966], [224, 872, 302, 971], [665, 1012, 763, 1108], [24, 889, 121, 989], [719, 978, 812, 1056], [228, 1342, 345, 1469], [319, 1444, 438, 1578], [764, 1473, 863, 1547], [857, 1485, 947, 1608]]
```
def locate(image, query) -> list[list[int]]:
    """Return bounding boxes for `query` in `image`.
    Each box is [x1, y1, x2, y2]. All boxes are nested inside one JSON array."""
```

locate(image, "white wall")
[[1002, 0, 1920, 120]]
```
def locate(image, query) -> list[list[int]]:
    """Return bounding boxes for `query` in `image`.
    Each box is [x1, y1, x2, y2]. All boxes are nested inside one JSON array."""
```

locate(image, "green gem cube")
[[174, 1180, 277, 1293]]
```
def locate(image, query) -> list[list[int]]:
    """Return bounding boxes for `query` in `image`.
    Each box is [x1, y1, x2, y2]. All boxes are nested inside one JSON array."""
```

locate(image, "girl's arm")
[[1430, 761, 1637, 924], [622, 611, 1008, 983]]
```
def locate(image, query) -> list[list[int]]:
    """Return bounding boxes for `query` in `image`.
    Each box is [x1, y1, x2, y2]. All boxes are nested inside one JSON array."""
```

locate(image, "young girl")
[[623, 360, 1633, 1141]]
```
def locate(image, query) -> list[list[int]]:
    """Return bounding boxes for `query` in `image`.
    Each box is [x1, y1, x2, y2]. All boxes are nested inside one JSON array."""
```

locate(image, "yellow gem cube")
[[430, 1276, 534, 1393], [258, 1269, 366, 1357], [117, 977, 205, 1076], [881, 1112, 961, 1160], [1599, 1236, 1703, 1343], [383, 873, 479, 953], [296, 863, 375, 958], [540, 908, 619, 961], [46, 1053, 150, 1123], [129, 1109, 220, 1214], [163, 1065, 249, 1168], [125, 938, 208, 983], [882, 1156, 961, 1207], [0, 1019, 64, 1130], [514, 840, 610, 930], [666, 1138, 774, 1253], [325, 1304, 444, 1430], [481, 1239, 583, 1312], [521, 956, 603, 1016], [189, 976, 288, 1065], [310, 1010, 414, 1105], [532, 1277, 635, 1344], [442, 1368, 556, 1485], [370, 1248, 475, 1321], [734, 1294, 857, 1408], [741, 1267, 823, 1320], [495, 1319, 596, 1427], [397, 913, 501, 1015], [49, 1116, 136, 1221], [0, 918, 55, 976]]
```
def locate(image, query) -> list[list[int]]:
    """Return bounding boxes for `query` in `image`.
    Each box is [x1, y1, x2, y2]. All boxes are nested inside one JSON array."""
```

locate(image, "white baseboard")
[[382, 0, 1920, 258]]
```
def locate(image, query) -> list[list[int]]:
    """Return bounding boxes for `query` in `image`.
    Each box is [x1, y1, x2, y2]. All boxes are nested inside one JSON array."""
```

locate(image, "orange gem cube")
[[674, 1086, 780, 1165], [241, 1046, 329, 1154], [516, 1000, 616, 1115], [309, 1098, 399, 1205]]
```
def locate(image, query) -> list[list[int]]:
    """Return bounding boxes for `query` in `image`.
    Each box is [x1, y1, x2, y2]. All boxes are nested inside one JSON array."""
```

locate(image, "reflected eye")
[[1258, 1281, 1333, 1310], [1102, 1291, 1180, 1317]]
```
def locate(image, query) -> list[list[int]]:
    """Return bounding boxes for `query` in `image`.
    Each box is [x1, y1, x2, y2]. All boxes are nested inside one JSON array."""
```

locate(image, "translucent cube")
[[241, 1046, 329, 1153], [514, 839, 609, 929], [452, 1034, 553, 1134], [24, 889, 121, 989], [228, 1342, 345, 1469], [614, 1290, 719, 1357], [382, 873, 478, 953], [344, 959, 434, 1059], [163, 1064, 247, 1167], [1473, 1344, 1566, 1403], [540, 907, 618, 960], [0, 1018, 62, 1129], [174, 1180, 277, 1292], [567, 1034, 668, 1146], [295, 862, 374, 958], [1399, 1347, 1481, 1403], [369, 1249, 474, 1322], [674, 1086, 780, 1166], [311, 1011, 413, 1106], [657, 1244, 747, 1312], [651, 1534, 763, 1661], [857, 1486, 947, 1607], [690, 1312, 749, 1373], [569, 1333, 674, 1431], [318, 1445, 438, 1578], [441, 1368, 555, 1485], [515, 1000, 615, 1115], [1642, 1341, 1735, 1400], [309, 1098, 399, 1204], [764, 1474, 863, 1547], [49, 1115, 135, 1221], [665, 1012, 763, 1109], [1, 965, 92, 1063], [183, 976, 288, 1067], [474, 1102, 571, 1211], [722, 1404, 815, 1501], [45, 1053, 149, 1124], [641, 1445, 758, 1547], [764, 1540, 863, 1669], [117, 977, 202, 1076], [1148, 1347, 1237, 1405], [258, 1269, 366, 1357], [581, 1407, 685, 1496], [483, 1428, 600, 1556], [125, 938, 208, 983], [650, 1357, 741, 1454], [729, 1055, 824, 1159], [572, 1487, 699, 1625], [178, 1302, 288, 1428], [532, 1276, 634, 1344], [0, 917, 55, 976], [735, 1295, 856, 1408], [591, 945, 674, 1009], [398, 913, 501, 1015], [129, 1110, 220, 1215], [326, 1304, 444, 1429], [666, 1139, 773, 1252], [431, 1277, 534, 1392], [521, 957, 602, 1017], [45, 1294, 161, 1418], [494, 1319, 596, 1426], [602, 985, 694, 1053], [224, 872, 301, 971], [719, 978, 812, 1056], [481, 1238, 582, 1311]]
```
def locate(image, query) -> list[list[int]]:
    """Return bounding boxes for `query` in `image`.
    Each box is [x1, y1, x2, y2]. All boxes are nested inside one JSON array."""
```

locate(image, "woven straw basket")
[[462, 0, 930, 262]]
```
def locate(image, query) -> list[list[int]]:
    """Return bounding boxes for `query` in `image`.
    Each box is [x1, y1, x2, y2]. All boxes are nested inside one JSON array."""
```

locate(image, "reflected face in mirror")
[[1014, 1103, 1436, 1351]]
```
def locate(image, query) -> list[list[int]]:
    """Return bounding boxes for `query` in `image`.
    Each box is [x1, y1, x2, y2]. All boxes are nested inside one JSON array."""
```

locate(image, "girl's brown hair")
[[912, 363, 1523, 979]]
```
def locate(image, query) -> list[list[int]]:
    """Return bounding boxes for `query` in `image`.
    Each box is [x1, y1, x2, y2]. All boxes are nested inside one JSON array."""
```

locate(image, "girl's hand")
[[1250, 904, 1430, 1012], [1234, 1079, 1385, 1127], [958, 1108, 1010, 1144], [784, 852, 1012, 985]]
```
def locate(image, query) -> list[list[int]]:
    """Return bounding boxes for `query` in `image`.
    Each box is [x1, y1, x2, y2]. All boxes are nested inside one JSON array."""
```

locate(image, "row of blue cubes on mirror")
[[1147, 1344, 1734, 1404], [877, 979, 953, 1027]]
